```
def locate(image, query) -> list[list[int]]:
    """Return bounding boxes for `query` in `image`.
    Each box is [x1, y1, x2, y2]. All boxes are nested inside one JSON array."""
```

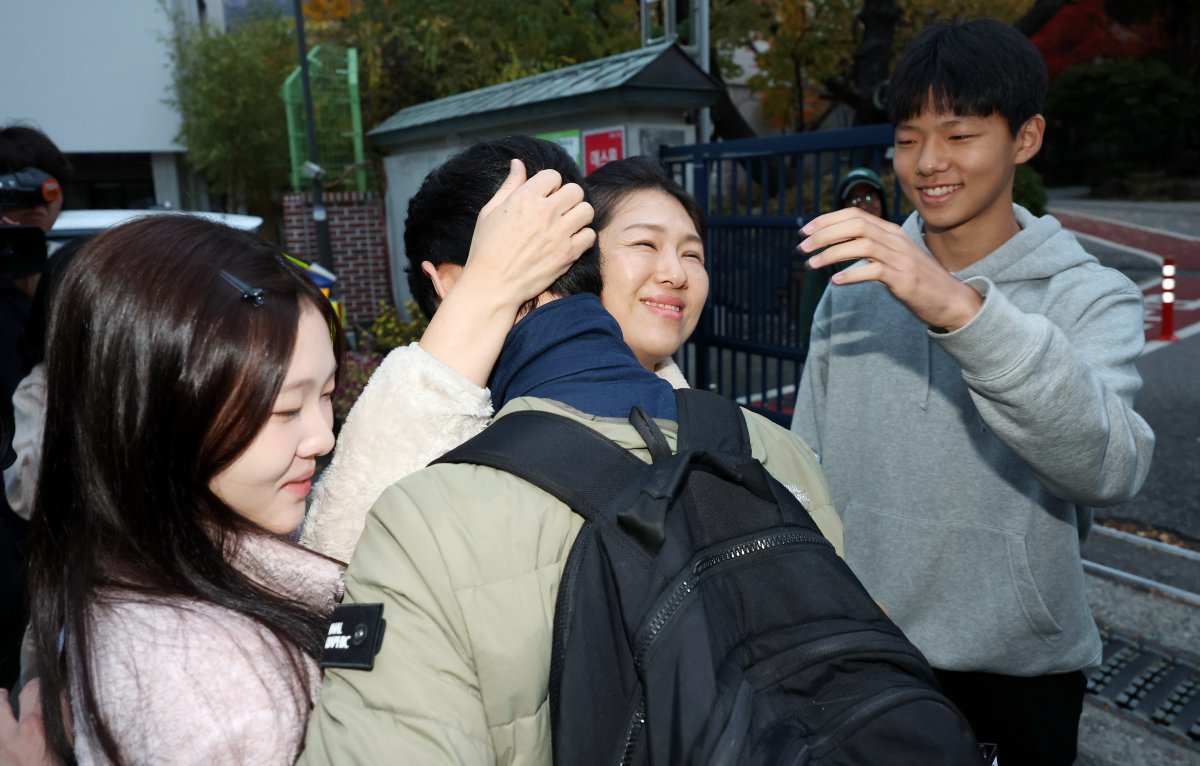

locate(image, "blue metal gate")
[[660, 124, 900, 426]]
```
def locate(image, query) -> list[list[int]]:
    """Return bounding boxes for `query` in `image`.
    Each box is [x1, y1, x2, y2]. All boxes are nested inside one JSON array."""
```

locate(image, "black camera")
[[0, 167, 61, 212], [0, 225, 47, 278]]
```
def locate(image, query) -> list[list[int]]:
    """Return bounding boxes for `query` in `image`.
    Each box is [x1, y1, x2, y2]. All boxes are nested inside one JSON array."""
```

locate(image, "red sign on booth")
[[583, 127, 625, 174]]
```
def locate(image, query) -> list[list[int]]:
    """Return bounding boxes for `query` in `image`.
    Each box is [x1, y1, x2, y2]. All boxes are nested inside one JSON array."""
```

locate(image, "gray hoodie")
[[791, 205, 1154, 676]]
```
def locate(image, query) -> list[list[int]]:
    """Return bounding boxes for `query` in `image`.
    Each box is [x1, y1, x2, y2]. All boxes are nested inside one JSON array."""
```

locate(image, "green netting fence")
[[281, 45, 373, 193]]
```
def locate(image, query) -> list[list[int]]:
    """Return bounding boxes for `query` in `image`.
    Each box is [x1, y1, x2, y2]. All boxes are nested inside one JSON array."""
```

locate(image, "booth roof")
[[368, 42, 722, 147]]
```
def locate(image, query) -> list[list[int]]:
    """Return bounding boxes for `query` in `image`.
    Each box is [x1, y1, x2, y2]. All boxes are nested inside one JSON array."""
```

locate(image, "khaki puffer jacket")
[[300, 396, 841, 765]]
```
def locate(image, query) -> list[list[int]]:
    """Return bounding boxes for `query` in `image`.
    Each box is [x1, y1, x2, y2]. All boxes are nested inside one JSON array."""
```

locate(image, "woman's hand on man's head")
[[462, 159, 596, 311], [419, 160, 597, 387]]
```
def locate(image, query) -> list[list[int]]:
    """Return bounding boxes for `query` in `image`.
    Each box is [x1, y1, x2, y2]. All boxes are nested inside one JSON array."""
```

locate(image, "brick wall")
[[283, 191, 392, 327]]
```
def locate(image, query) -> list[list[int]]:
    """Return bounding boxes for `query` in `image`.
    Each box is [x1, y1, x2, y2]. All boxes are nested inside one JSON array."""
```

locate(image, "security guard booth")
[[369, 42, 722, 308]]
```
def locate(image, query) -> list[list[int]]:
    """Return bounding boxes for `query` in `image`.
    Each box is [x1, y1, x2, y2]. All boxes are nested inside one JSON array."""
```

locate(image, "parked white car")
[[49, 209, 263, 246]]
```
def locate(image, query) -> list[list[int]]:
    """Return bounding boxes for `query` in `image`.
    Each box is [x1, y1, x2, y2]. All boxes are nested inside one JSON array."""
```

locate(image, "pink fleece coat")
[[71, 534, 343, 765]]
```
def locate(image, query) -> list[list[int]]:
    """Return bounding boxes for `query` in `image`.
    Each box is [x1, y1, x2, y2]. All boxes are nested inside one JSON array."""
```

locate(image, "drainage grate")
[[1087, 630, 1200, 748]]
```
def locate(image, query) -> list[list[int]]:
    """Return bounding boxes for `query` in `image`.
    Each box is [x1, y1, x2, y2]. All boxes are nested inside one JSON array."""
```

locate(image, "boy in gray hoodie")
[[790, 18, 1154, 765]]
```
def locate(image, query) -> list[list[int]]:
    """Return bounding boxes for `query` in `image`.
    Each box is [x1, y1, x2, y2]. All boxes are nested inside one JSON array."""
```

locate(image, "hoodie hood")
[[903, 204, 1098, 284]]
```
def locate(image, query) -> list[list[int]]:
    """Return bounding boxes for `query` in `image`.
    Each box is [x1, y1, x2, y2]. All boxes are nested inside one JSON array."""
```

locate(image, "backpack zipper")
[[617, 699, 646, 766], [618, 529, 832, 765], [633, 530, 831, 665]]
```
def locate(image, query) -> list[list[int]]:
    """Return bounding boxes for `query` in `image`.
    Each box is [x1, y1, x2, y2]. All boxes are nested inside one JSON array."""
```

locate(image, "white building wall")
[[0, 0, 192, 153]]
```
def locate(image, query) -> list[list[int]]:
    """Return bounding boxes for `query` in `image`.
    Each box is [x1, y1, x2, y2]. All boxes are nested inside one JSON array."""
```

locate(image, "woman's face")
[[209, 304, 337, 535], [599, 189, 708, 371]]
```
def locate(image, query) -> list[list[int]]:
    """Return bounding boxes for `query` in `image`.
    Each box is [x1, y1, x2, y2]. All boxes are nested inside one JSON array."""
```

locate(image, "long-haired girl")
[[27, 215, 344, 764]]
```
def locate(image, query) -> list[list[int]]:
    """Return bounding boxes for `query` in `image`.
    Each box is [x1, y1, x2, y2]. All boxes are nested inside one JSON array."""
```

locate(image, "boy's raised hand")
[[798, 207, 983, 332], [463, 159, 596, 308]]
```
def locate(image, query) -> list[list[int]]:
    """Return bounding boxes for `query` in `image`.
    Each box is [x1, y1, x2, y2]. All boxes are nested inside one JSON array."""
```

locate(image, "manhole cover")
[[1087, 631, 1200, 747]]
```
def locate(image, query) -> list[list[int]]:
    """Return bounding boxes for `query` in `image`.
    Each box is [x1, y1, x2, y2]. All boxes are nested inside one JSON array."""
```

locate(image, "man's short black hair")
[[0, 125, 72, 181], [887, 19, 1048, 136], [404, 136, 601, 319]]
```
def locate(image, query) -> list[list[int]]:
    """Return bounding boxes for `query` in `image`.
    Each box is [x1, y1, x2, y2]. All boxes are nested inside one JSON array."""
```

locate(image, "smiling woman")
[[20, 215, 346, 765], [209, 305, 338, 535], [590, 157, 709, 373]]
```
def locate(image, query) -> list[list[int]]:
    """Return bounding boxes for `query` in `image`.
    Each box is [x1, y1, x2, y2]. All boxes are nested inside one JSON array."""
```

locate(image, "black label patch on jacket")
[[320, 603, 386, 670]]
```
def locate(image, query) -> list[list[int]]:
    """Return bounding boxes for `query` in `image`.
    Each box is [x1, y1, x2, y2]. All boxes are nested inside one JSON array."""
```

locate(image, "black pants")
[[933, 668, 1087, 766]]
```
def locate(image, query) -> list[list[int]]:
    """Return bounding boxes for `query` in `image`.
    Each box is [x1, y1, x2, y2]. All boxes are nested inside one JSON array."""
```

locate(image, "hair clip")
[[219, 270, 266, 307]]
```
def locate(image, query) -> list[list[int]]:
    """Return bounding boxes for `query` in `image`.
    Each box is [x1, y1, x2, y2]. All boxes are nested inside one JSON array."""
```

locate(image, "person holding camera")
[[0, 125, 72, 693]]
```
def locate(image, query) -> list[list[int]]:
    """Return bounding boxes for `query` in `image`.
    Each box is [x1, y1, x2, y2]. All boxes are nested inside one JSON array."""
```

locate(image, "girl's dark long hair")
[[26, 215, 344, 764]]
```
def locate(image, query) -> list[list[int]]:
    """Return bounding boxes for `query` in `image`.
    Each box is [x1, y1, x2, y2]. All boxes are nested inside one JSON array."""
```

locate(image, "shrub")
[[1043, 58, 1200, 186], [360, 300, 428, 353], [332, 349, 383, 425], [1013, 164, 1047, 217], [168, 7, 294, 225]]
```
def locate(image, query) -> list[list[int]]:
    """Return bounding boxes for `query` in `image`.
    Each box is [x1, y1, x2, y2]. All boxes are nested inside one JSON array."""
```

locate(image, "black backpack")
[[434, 389, 983, 765]]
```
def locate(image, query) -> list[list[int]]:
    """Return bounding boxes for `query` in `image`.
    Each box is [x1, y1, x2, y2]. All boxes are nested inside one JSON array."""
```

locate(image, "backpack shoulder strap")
[[432, 410, 646, 523], [674, 389, 751, 456]]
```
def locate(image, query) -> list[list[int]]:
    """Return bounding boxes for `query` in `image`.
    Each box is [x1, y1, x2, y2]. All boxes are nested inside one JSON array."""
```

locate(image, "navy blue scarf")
[[488, 293, 677, 421]]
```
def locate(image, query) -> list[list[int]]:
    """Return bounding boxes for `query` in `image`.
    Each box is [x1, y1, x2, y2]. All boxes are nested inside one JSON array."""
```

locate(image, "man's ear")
[[420, 261, 463, 300], [1014, 114, 1045, 165]]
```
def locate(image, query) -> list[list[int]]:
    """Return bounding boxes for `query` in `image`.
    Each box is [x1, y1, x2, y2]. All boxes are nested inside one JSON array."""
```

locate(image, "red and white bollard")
[[1156, 258, 1180, 342]]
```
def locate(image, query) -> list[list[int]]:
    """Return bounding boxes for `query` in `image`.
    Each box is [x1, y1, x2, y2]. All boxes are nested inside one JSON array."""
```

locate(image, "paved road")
[[1050, 197, 1200, 347], [1049, 195, 1200, 239], [1048, 197, 1200, 542], [1101, 332, 1200, 541], [1054, 210, 1200, 265]]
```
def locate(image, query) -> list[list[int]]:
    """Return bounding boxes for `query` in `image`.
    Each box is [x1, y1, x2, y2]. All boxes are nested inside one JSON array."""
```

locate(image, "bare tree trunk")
[[852, 0, 901, 125], [708, 47, 759, 141], [1163, 0, 1200, 85], [793, 55, 806, 132]]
